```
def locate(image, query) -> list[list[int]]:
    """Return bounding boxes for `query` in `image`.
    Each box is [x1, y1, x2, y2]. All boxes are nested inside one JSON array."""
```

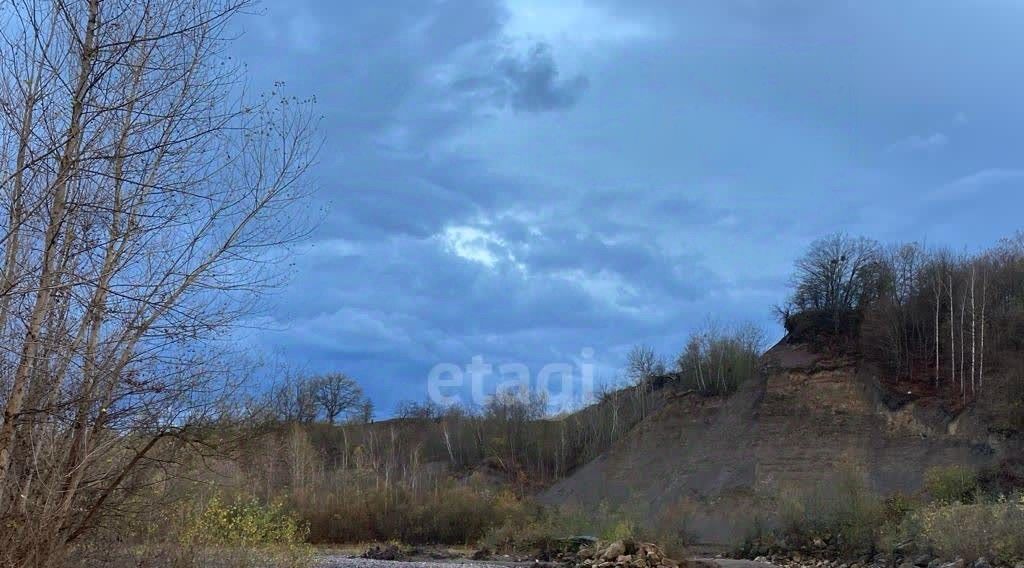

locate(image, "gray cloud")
[[230, 0, 1024, 413], [453, 43, 589, 112]]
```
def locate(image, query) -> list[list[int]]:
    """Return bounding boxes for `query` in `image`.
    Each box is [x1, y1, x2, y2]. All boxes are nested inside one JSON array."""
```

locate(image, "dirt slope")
[[541, 340, 1019, 549]]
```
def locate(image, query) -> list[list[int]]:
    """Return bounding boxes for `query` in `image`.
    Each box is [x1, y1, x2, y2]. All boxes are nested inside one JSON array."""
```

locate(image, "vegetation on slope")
[[778, 232, 1024, 406]]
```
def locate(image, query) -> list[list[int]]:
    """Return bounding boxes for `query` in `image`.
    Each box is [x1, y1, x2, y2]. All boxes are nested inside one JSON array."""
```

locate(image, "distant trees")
[[785, 231, 1024, 399], [791, 234, 882, 314], [675, 321, 766, 395], [626, 345, 667, 384], [313, 373, 364, 424], [625, 344, 667, 419], [781, 234, 883, 337], [395, 400, 444, 420], [484, 388, 547, 469], [269, 373, 318, 424], [268, 373, 370, 425]]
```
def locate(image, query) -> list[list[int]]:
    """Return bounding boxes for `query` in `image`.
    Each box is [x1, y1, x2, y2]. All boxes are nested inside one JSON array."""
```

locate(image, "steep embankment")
[[541, 340, 1021, 549]]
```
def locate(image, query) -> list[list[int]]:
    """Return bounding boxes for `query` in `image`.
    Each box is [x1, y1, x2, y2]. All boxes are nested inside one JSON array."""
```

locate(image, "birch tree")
[[933, 270, 942, 386], [970, 266, 976, 393], [949, 272, 956, 388]]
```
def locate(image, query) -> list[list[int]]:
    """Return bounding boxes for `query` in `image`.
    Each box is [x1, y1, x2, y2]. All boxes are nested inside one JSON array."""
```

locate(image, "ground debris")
[[559, 539, 682, 568]]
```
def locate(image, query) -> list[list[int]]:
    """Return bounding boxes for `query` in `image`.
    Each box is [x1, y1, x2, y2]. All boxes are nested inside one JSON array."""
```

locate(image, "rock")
[[938, 560, 965, 568], [602, 542, 626, 561], [571, 540, 678, 568], [362, 544, 403, 561], [814, 538, 826, 548], [563, 536, 600, 549], [972, 559, 991, 568]]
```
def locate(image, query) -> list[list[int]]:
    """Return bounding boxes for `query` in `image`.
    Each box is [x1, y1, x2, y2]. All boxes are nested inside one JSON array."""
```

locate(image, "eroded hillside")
[[541, 338, 1023, 549]]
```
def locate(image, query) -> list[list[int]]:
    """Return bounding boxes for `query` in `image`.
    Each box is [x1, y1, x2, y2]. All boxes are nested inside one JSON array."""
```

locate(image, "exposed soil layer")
[[541, 339, 1022, 549]]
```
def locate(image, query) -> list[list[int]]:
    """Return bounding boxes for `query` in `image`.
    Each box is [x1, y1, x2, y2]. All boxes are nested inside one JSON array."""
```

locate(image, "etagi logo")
[[427, 348, 597, 408]]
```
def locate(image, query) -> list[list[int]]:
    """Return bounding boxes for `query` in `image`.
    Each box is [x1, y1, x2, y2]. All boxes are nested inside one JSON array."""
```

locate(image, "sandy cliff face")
[[541, 340, 1019, 549]]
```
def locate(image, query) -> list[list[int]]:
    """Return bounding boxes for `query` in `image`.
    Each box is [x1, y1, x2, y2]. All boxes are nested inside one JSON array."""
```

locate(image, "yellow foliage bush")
[[181, 495, 313, 568]]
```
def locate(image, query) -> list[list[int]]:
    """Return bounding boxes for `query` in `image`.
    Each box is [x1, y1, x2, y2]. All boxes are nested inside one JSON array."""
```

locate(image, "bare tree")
[[949, 272, 956, 388], [971, 265, 977, 393], [0, 0, 318, 564], [269, 373, 319, 424], [484, 387, 547, 468], [312, 373, 364, 424], [625, 344, 666, 385], [790, 233, 881, 317], [625, 344, 665, 420], [358, 399, 375, 424], [960, 285, 967, 396], [980, 269, 987, 389], [933, 270, 942, 386]]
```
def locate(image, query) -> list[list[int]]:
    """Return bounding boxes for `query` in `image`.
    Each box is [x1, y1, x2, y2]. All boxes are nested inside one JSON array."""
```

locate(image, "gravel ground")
[[314, 557, 532, 568], [313, 556, 779, 568]]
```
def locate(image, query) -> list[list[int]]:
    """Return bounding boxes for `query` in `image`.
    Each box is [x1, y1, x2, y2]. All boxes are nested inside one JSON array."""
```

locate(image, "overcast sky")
[[230, 0, 1024, 415]]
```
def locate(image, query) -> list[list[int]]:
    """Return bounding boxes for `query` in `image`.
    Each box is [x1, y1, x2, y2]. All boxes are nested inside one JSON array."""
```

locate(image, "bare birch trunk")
[[980, 272, 986, 389], [949, 273, 956, 388], [960, 288, 966, 398], [934, 275, 941, 386], [970, 266, 976, 394]]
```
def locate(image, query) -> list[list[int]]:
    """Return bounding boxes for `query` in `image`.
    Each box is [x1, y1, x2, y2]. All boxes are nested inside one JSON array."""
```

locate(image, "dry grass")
[[897, 494, 1024, 563]]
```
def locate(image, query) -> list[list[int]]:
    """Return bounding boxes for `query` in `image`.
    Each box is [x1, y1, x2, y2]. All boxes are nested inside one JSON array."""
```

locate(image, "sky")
[[230, 0, 1024, 416]]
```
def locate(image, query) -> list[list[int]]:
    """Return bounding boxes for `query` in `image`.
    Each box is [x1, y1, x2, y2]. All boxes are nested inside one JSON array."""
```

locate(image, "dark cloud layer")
[[453, 43, 589, 112], [231, 0, 1024, 414]]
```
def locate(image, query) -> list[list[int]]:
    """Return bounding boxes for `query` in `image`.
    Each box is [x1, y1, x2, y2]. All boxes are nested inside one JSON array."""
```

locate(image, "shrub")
[[924, 465, 979, 504], [770, 467, 884, 558], [675, 321, 765, 396], [301, 480, 527, 545], [647, 497, 697, 559], [480, 499, 691, 560], [905, 494, 1024, 563], [182, 495, 313, 568]]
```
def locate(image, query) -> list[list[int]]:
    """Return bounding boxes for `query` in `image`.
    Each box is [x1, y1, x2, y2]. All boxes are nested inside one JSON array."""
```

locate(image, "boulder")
[[361, 544, 403, 561], [602, 541, 627, 561]]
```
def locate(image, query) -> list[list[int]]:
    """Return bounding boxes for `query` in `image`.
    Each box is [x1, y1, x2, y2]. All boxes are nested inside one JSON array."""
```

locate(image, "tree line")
[[779, 232, 1024, 400], [265, 372, 374, 425]]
